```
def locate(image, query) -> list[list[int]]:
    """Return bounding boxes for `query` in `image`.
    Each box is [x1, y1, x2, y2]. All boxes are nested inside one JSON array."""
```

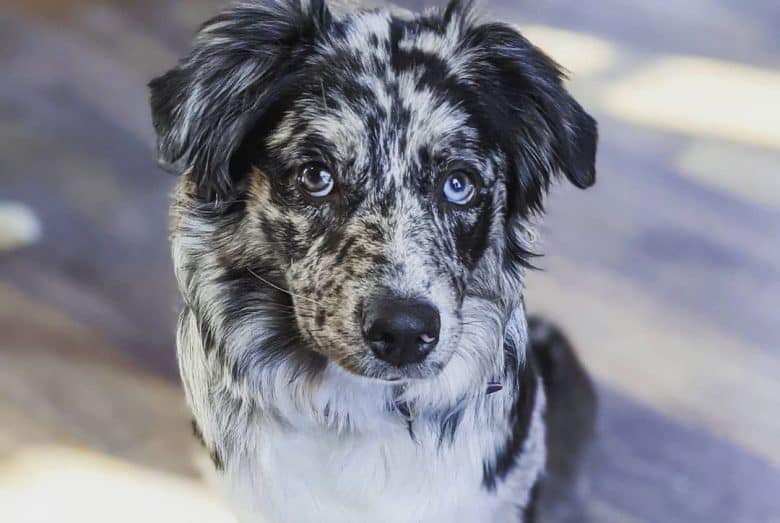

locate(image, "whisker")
[[320, 79, 329, 110], [188, 199, 252, 209], [247, 268, 326, 308]]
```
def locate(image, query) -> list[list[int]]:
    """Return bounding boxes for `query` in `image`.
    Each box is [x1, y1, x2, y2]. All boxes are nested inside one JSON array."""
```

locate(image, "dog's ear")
[[149, 0, 332, 201], [460, 22, 598, 214]]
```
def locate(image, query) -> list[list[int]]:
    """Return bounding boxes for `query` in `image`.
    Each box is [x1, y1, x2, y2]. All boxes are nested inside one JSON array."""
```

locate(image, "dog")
[[149, 1, 598, 521]]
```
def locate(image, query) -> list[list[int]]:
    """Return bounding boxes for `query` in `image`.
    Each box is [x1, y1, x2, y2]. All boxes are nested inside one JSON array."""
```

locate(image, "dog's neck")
[[389, 379, 506, 431]]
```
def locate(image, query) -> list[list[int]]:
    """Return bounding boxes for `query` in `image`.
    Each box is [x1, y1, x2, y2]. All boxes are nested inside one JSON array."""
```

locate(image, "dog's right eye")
[[298, 163, 335, 199], [442, 170, 477, 206]]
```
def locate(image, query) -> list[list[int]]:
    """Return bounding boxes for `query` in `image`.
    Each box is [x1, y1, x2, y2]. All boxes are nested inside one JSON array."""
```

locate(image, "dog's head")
[[152, 0, 596, 385]]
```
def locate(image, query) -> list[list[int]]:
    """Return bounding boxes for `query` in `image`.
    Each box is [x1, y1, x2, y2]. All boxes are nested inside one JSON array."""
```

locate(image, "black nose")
[[362, 297, 440, 367]]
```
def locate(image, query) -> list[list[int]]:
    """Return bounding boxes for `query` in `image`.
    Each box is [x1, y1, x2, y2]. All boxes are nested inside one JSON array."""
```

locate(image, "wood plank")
[[2, 1, 779, 522], [0, 284, 197, 477]]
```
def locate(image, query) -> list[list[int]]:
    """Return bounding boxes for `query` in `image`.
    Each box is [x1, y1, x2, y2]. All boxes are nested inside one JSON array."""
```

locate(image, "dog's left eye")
[[298, 163, 335, 199], [442, 171, 476, 205]]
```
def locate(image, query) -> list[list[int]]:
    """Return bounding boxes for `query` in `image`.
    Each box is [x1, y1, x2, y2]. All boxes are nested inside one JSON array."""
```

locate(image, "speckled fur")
[[150, 1, 597, 522]]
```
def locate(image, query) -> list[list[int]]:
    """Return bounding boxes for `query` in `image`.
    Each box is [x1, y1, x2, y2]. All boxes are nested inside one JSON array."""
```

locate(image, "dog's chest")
[[227, 419, 515, 523]]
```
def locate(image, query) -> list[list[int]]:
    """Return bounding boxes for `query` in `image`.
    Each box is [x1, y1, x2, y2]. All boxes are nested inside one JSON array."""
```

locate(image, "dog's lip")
[[358, 372, 405, 384], [362, 359, 445, 382], [343, 361, 425, 384], [327, 354, 407, 383]]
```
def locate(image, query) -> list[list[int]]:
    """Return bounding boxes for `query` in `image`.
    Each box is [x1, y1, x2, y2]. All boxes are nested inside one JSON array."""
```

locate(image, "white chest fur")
[[219, 391, 545, 523], [232, 425, 489, 522]]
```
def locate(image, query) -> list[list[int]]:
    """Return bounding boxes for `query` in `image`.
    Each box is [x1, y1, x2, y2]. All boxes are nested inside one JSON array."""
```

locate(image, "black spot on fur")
[[436, 407, 464, 448], [522, 481, 541, 522], [191, 419, 224, 471], [196, 313, 218, 356], [320, 228, 342, 255], [504, 224, 541, 276], [210, 449, 224, 471], [453, 196, 493, 270], [378, 191, 396, 218], [335, 235, 357, 265], [191, 419, 205, 446], [483, 340, 539, 491], [206, 265, 327, 382], [371, 253, 388, 266], [351, 245, 368, 259]]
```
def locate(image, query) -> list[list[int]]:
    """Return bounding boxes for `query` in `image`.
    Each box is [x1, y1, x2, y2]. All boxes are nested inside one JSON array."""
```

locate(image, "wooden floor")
[[1, 1, 778, 522]]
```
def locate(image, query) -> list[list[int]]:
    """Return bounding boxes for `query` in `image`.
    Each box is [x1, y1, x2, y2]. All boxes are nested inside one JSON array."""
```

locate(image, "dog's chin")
[[335, 352, 449, 384]]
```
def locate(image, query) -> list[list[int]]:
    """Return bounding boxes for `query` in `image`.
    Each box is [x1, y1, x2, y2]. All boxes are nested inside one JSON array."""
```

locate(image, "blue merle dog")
[[149, 1, 597, 521]]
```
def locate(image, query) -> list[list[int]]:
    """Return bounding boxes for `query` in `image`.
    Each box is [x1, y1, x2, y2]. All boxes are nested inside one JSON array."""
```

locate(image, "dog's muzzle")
[[361, 296, 440, 367]]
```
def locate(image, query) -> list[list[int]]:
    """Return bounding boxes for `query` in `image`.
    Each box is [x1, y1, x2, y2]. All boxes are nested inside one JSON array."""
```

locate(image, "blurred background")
[[1, 0, 778, 521]]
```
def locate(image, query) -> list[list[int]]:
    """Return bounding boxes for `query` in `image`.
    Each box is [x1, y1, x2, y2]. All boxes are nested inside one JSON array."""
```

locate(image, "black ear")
[[463, 23, 598, 212], [149, 0, 332, 201], [560, 98, 598, 189]]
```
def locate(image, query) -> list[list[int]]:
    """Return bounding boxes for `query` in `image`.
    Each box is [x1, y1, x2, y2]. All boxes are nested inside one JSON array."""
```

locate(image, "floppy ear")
[[461, 21, 598, 214], [149, 0, 332, 201]]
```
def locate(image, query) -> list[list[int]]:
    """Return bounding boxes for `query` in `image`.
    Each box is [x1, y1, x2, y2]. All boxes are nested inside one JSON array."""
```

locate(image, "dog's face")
[[151, 0, 596, 384]]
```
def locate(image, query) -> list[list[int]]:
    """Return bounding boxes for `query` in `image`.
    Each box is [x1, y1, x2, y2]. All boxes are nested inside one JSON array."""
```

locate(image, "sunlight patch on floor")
[[527, 262, 780, 468], [0, 445, 234, 523], [0, 202, 41, 252], [677, 141, 780, 210], [517, 25, 619, 78], [602, 56, 780, 149]]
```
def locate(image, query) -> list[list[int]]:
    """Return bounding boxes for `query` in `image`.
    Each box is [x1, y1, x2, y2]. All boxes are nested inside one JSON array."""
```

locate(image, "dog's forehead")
[[329, 10, 466, 70], [268, 10, 496, 185]]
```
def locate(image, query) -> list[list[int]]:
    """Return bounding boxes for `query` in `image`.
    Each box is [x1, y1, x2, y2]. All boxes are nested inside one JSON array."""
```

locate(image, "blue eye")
[[442, 171, 476, 205], [299, 164, 335, 198]]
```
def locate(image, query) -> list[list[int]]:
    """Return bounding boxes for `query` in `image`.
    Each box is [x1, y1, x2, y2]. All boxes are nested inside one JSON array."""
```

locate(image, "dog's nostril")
[[380, 333, 395, 344], [362, 297, 440, 367], [420, 333, 436, 344]]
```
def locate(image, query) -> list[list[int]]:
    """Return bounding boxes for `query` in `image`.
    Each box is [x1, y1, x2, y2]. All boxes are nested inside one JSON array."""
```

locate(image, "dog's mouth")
[[300, 325, 457, 383], [353, 354, 448, 382]]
